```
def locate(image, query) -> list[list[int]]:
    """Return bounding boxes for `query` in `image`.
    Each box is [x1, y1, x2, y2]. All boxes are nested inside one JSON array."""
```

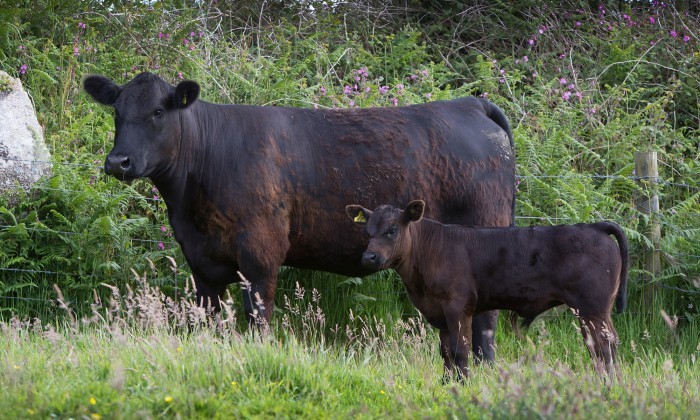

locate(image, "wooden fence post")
[[635, 151, 661, 306]]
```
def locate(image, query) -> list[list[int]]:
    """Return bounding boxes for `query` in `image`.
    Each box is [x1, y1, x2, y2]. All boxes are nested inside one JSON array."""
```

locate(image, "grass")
[[1, 280, 698, 419]]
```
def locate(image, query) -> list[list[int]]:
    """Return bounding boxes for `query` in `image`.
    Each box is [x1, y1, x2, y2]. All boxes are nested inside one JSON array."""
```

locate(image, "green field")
[[1, 281, 698, 418], [1, 0, 699, 417]]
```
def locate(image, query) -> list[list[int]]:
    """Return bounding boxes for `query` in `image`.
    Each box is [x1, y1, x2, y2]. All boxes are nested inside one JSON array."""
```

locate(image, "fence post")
[[634, 151, 661, 306]]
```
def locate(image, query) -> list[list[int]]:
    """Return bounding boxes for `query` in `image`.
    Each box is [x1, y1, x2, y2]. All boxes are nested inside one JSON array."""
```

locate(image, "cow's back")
[[264, 97, 516, 275]]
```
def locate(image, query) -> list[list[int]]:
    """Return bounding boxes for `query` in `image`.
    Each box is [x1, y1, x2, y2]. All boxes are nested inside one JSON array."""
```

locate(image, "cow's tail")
[[480, 98, 516, 227], [596, 221, 629, 313]]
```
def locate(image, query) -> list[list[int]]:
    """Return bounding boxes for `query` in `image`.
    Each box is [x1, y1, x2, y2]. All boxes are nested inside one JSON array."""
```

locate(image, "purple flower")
[[575, 91, 583, 100], [575, 21, 581, 27], [649, 16, 655, 24], [178, 72, 183, 79], [538, 26, 546, 34], [560, 78, 567, 84], [78, 22, 86, 29], [19, 64, 27, 75], [344, 85, 352, 95], [396, 83, 404, 91], [528, 38, 535, 46], [319, 86, 326, 96], [158, 32, 164, 39], [523, 55, 529, 62], [161, 226, 167, 232], [421, 69, 429, 77], [562, 91, 571, 101], [425, 93, 431, 99], [567, 83, 575, 90], [158, 242, 165, 250], [670, 30, 677, 38], [73, 47, 80, 56], [683, 35, 690, 42], [379, 85, 389, 95], [391, 98, 398, 106], [349, 100, 355, 107]]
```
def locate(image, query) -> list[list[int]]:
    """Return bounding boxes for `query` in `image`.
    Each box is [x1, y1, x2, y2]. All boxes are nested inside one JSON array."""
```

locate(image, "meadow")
[[0, 0, 699, 417]]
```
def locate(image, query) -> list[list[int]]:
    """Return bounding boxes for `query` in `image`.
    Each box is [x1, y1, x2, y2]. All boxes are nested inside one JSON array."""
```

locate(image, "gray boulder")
[[0, 70, 52, 200]]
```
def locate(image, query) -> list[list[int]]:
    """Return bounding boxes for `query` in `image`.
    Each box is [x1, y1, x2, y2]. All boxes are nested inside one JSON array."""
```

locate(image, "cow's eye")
[[153, 109, 163, 118], [387, 226, 398, 236]]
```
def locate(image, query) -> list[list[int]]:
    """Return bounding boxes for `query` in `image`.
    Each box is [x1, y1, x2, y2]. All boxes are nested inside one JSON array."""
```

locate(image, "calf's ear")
[[83, 75, 122, 106], [404, 200, 425, 222], [346, 205, 372, 225], [175, 80, 200, 109]]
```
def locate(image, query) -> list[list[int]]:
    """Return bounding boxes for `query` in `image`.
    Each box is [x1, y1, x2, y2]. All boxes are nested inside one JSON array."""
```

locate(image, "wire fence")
[[1, 156, 699, 315]]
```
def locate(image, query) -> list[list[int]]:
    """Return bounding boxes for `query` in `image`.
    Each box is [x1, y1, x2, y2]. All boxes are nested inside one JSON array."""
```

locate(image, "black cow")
[[346, 200, 628, 378], [83, 72, 515, 361]]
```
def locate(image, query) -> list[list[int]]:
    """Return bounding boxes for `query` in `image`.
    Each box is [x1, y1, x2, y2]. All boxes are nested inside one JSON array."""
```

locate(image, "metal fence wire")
[[1, 156, 699, 312]]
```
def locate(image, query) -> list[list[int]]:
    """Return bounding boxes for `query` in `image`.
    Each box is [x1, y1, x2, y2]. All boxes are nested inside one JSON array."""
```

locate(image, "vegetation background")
[[0, 0, 698, 417]]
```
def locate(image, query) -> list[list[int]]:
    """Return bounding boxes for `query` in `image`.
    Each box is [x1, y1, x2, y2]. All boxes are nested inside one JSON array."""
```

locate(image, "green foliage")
[[0, 1, 697, 333]]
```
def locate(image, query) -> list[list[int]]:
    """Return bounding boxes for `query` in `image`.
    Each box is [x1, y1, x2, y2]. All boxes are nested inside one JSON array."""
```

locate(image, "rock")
[[0, 70, 52, 201]]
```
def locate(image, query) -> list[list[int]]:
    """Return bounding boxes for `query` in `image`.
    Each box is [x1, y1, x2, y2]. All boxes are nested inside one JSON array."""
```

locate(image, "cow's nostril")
[[120, 157, 131, 170]]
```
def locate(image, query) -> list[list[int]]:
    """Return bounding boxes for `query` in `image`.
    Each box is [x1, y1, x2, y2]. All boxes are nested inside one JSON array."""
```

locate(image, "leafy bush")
[[0, 1, 697, 330]]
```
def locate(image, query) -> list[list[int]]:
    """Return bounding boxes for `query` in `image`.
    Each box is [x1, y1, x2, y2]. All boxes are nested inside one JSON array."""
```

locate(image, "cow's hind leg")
[[471, 310, 498, 363], [578, 314, 619, 374]]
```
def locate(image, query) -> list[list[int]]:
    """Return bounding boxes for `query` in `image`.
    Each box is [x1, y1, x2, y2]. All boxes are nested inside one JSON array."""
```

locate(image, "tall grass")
[[1, 279, 697, 418]]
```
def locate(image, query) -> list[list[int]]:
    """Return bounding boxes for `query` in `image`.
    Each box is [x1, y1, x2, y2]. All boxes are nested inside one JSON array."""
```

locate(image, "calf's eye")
[[388, 226, 398, 236], [154, 109, 163, 118]]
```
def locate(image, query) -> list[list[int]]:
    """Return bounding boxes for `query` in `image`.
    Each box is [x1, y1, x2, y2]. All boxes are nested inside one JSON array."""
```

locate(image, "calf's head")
[[83, 72, 200, 180], [345, 200, 425, 270]]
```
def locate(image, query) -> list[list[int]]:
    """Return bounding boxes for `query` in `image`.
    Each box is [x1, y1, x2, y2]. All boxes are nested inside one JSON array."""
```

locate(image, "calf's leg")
[[444, 311, 473, 379], [579, 315, 619, 373]]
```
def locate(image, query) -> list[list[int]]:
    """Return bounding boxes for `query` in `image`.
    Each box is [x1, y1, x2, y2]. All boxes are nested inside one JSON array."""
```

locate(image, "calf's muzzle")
[[361, 251, 384, 270]]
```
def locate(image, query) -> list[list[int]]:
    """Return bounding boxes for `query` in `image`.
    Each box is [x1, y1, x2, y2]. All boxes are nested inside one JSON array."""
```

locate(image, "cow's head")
[[83, 72, 200, 180], [346, 200, 425, 271]]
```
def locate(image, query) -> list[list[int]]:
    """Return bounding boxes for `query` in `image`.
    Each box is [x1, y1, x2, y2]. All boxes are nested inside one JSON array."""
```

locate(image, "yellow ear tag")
[[353, 212, 367, 223], [181, 95, 187, 106]]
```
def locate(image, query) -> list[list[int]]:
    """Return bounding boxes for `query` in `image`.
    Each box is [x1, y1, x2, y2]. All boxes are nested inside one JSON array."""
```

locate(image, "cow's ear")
[[346, 205, 372, 225], [174, 80, 200, 109], [404, 200, 425, 222], [83, 75, 122, 106]]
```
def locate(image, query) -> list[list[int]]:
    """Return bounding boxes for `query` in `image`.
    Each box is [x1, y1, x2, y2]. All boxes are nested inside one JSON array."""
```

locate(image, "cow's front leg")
[[194, 275, 226, 312], [239, 270, 279, 328], [236, 226, 289, 328]]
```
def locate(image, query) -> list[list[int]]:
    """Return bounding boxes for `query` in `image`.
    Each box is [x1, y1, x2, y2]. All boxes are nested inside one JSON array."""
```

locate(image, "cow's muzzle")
[[104, 154, 132, 177], [361, 251, 385, 270]]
